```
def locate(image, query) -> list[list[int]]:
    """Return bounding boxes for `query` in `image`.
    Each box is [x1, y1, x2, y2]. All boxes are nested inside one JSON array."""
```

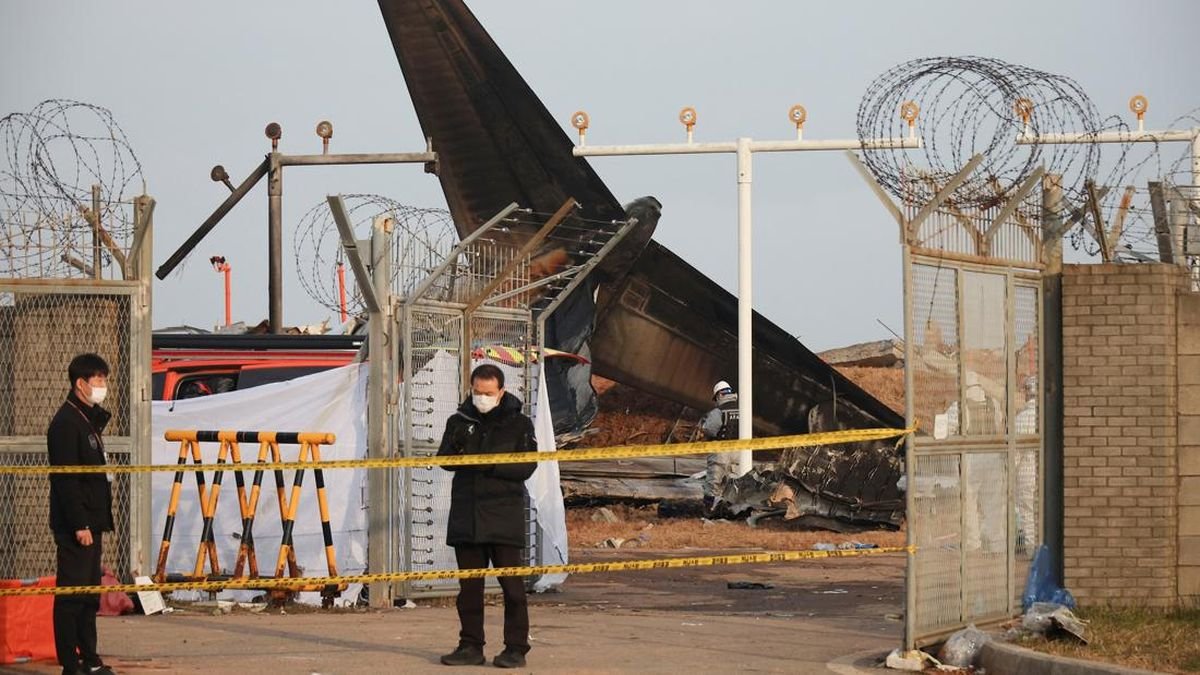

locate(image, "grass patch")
[[1019, 604, 1200, 674]]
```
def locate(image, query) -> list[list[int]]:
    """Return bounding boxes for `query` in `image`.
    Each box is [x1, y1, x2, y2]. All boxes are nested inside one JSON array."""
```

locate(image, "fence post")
[[130, 194, 155, 580], [367, 215, 395, 607], [1041, 175, 1065, 585]]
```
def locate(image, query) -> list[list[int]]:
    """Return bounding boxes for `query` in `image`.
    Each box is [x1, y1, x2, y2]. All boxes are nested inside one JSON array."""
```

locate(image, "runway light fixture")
[[570, 110, 590, 146], [679, 106, 697, 143], [316, 120, 334, 154], [788, 104, 807, 140], [265, 122, 282, 151]]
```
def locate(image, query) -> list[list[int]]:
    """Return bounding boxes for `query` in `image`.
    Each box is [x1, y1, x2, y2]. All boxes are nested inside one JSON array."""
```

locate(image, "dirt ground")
[[567, 504, 905, 551], [2, 513, 906, 674]]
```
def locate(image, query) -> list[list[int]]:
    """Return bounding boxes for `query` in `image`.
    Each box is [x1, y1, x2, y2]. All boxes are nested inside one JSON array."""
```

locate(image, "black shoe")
[[493, 649, 527, 669], [85, 665, 116, 675], [440, 645, 485, 666]]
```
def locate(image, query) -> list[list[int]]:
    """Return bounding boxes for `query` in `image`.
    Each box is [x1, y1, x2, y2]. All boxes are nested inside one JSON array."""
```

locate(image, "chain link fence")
[[0, 286, 141, 579]]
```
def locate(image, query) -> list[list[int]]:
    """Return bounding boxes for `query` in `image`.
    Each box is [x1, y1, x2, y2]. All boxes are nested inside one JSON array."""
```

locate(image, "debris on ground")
[[1021, 602, 1089, 643], [884, 648, 939, 671], [938, 624, 990, 668], [726, 581, 774, 590], [1022, 544, 1077, 610], [716, 402, 905, 531], [591, 506, 621, 523]]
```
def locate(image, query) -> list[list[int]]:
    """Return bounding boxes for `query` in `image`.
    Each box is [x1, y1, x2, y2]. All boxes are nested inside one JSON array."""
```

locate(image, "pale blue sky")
[[3, 1, 1198, 349]]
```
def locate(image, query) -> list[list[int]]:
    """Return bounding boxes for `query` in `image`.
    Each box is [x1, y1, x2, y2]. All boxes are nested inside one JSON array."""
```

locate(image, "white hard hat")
[[713, 381, 733, 398]]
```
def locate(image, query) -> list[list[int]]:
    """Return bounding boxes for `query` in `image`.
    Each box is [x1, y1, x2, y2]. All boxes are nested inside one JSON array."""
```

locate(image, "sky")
[[3, 0, 1198, 351]]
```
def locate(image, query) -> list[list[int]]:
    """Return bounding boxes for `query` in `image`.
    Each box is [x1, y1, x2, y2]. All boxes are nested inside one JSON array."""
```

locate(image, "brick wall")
[[1062, 263, 1190, 606], [1179, 292, 1200, 599]]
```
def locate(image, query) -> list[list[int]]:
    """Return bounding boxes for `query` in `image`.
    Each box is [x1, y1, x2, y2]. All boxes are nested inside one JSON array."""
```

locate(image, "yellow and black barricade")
[[156, 430, 345, 606]]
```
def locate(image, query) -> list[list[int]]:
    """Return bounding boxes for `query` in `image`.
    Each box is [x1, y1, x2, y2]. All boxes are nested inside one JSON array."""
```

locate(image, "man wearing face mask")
[[437, 364, 538, 669], [47, 353, 116, 675]]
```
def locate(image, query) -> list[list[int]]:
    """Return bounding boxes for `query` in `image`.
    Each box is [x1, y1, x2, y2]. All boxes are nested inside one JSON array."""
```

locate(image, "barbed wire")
[[0, 99, 144, 279], [858, 57, 1197, 258], [292, 194, 458, 315], [858, 56, 1109, 210]]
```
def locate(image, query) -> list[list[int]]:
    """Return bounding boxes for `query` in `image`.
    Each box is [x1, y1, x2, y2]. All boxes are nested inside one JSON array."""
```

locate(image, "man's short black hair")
[[470, 364, 505, 389], [68, 353, 109, 385]]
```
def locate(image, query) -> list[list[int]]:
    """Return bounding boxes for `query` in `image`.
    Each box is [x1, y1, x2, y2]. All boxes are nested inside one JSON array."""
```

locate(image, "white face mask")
[[89, 386, 108, 406], [472, 394, 500, 414]]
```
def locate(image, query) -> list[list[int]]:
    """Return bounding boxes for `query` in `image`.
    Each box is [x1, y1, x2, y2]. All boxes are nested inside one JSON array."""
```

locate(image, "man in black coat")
[[47, 353, 116, 675], [436, 364, 538, 669]]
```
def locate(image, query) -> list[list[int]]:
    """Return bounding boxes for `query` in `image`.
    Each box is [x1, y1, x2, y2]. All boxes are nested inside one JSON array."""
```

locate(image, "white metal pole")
[[735, 137, 754, 476], [1192, 131, 1199, 191]]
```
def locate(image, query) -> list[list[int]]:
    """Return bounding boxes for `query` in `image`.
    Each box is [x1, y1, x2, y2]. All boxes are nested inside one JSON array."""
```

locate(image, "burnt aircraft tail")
[[377, 0, 903, 436]]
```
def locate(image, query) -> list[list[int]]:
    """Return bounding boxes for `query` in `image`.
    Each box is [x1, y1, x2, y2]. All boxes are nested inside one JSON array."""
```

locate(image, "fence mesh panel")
[[0, 286, 136, 580], [911, 453, 963, 636]]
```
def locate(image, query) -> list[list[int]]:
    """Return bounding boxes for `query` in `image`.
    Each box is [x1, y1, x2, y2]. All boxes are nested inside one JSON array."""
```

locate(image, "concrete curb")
[[980, 642, 1166, 675]]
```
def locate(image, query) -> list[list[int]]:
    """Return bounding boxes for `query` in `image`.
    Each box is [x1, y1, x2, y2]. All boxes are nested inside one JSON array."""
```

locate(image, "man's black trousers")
[[453, 544, 530, 654], [53, 530, 102, 671]]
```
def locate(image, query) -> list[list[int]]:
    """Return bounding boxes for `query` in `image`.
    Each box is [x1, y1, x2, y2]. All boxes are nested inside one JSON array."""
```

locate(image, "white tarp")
[[151, 364, 369, 605], [150, 361, 568, 604], [530, 361, 568, 589]]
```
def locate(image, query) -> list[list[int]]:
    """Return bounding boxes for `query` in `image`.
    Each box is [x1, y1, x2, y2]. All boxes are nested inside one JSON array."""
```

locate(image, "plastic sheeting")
[[150, 362, 568, 605], [151, 364, 369, 605]]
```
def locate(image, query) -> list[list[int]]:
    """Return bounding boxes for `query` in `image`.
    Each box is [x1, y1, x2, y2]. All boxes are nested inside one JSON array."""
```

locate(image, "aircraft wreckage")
[[377, 0, 905, 529]]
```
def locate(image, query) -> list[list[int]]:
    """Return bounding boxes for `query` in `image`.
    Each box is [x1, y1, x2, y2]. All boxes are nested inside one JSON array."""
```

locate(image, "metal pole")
[[901, 241, 917, 651], [91, 185, 102, 279], [223, 263, 232, 327], [1192, 134, 1200, 282], [337, 262, 348, 324], [155, 158, 270, 280], [735, 138, 753, 476], [367, 215, 394, 608], [279, 152, 437, 167], [268, 152, 283, 333], [1041, 174, 1065, 587], [132, 194, 155, 580]]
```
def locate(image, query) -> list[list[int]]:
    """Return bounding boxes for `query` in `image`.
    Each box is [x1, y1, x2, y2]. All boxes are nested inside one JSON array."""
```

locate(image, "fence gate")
[[896, 169, 1053, 647], [0, 196, 154, 581]]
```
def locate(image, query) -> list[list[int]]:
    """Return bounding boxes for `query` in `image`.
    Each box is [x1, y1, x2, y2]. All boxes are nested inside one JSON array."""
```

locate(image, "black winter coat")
[[47, 393, 115, 534], [436, 392, 537, 548]]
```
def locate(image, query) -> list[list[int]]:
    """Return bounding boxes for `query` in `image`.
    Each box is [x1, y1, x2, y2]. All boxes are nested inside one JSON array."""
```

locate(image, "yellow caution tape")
[[0, 546, 914, 597], [0, 427, 913, 476]]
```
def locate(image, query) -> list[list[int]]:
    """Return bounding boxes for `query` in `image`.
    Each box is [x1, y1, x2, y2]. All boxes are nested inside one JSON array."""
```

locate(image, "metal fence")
[[0, 284, 149, 580], [396, 220, 537, 597], [903, 180, 1045, 647], [0, 198, 153, 582]]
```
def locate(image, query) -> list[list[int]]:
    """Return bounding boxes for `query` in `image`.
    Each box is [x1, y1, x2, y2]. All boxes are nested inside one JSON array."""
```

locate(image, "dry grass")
[[566, 504, 905, 551], [1019, 605, 1200, 674]]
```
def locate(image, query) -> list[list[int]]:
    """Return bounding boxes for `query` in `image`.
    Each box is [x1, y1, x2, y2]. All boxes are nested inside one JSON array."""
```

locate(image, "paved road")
[[2, 551, 904, 674]]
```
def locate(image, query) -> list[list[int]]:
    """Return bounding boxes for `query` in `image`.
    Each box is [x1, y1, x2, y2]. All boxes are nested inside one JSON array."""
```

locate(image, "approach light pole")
[[571, 104, 921, 476]]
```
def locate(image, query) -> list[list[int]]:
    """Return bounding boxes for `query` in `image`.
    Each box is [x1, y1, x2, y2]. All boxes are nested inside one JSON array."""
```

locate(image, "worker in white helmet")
[[700, 381, 739, 515]]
